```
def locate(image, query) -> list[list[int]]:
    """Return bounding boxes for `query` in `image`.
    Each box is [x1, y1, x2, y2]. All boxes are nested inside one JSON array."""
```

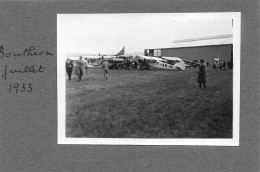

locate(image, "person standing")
[[77, 56, 85, 82], [126, 57, 130, 70], [197, 59, 206, 89], [102, 59, 109, 80], [134, 60, 138, 69], [101, 56, 104, 65], [84, 60, 89, 75], [223, 60, 226, 70], [66, 58, 73, 80]]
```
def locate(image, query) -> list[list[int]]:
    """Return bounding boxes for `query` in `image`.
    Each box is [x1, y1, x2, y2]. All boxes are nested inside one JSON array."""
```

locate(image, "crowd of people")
[[65, 56, 151, 82], [113, 58, 148, 70], [66, 56, 233, 90], [210, 60, 227, 70], [66, 56, 88, 82], [196, 58, 233, 71], [196, 57, 233, 89], [66, 56, 114, 82]]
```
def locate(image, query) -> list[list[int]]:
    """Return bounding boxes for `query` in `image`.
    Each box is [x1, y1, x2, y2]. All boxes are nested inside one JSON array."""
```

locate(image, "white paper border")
[[57, 13, 240, 146]]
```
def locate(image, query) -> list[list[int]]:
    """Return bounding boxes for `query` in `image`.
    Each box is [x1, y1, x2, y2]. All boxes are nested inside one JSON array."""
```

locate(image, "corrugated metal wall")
[[161, 45, 232, 62]]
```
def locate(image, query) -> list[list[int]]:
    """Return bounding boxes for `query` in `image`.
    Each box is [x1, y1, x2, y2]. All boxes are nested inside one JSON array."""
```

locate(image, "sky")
[[57, 13, 233, 56]]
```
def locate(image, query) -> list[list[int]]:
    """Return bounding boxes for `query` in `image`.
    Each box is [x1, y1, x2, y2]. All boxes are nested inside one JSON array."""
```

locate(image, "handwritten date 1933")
[[9, 83, 33, 93]]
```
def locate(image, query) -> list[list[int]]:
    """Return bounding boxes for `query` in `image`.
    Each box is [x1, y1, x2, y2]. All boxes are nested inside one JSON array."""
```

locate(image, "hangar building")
[[144, 34, 233, 62]]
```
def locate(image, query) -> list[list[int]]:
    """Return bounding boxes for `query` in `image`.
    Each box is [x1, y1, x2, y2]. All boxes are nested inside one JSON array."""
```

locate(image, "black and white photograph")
[[57, 13, 240, 145]]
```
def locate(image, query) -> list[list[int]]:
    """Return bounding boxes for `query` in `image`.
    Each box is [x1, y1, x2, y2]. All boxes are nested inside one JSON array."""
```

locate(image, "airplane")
[[161, 56, 194, 67], [182, 59, 200, 67], [100, 46, 125, 57], [82, 46, 127, 68], [135, 55, 186, 71], [83, 46, 125, 59], [66, 47, 126, 67], [81, 55, 102, 67], [157, 56, 200, 68]]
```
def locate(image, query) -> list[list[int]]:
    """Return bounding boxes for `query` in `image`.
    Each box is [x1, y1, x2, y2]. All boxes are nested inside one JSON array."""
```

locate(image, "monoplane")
[[136, 55, 186, 71]]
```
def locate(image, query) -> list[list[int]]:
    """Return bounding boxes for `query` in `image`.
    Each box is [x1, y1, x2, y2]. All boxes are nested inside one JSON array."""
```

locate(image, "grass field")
[[66, 67, 233, 138]]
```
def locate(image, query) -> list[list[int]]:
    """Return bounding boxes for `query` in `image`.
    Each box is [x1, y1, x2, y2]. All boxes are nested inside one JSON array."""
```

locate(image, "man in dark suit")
[[197, 59, 206, 89], [66, 58, 73, 80]]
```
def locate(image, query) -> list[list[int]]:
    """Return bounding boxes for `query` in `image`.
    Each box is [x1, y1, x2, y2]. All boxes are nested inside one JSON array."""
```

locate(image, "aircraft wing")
[[136, 55, 162, 61], [67, 56, 81, 61], [182, 59, 200, 66], [83, 55, 102, 59], [162, 56, 183, 61]]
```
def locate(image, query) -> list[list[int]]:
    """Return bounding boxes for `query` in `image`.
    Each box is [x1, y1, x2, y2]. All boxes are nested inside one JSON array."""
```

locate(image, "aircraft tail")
[[179, 60, 186, 70], [115, 46, 125, 56]]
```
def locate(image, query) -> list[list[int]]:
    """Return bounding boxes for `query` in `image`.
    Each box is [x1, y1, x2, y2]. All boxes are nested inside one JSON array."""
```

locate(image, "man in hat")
[[102, 58, 109, 80], [197, 59, 206, 89], [76, 56, 85, 81], [65, 58, 73, 80]]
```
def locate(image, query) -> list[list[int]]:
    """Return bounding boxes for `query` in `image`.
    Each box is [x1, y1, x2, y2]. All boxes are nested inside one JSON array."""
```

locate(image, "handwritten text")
[[0, 45, 54, 58], [2, 64, 45, 80]]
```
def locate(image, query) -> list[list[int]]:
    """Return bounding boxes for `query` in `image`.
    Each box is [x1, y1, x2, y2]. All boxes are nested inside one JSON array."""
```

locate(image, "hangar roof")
[[148, 34, 233, 49]]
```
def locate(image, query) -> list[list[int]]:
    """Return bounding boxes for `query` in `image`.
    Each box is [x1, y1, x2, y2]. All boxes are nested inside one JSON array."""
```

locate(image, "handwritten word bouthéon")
[[0, 45, 54, 58], [2, 64, 45, 80]]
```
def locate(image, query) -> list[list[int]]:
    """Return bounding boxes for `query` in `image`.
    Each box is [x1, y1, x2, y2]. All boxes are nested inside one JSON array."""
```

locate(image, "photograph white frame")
[[57, 12, 240, 146]]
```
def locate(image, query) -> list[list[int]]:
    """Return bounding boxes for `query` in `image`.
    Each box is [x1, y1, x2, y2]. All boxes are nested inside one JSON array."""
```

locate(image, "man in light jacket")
[[102, 59, 109, 80]]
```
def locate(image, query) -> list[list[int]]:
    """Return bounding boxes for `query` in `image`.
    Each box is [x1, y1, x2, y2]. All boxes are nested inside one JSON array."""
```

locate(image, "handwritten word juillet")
[[0, 45, 54, 93], [2, 64, 45, 80]]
